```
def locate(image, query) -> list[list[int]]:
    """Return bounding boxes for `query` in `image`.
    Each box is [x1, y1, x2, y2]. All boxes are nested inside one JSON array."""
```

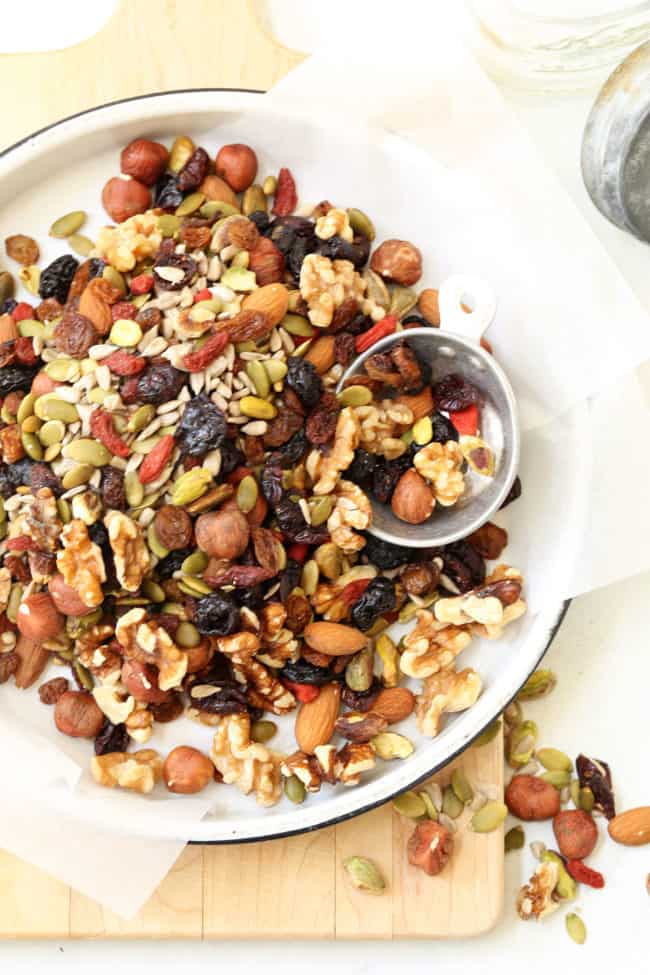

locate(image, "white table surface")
[[2, 2, 649, 971]]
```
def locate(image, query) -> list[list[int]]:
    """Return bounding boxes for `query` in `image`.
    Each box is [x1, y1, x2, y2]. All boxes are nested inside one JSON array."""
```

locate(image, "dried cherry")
[[155, 547, 193, 580], [444, 539, 485, 587], [280, 658, 332, 686], [430, 411, 459, 444]]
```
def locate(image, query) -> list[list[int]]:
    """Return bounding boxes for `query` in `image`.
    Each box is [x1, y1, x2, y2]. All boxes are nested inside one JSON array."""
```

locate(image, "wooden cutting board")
[[0, 0, 505, 939]]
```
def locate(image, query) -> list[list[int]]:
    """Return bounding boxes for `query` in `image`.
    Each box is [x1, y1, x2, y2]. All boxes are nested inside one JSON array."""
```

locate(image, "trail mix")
[[0, 134, 526, 805]]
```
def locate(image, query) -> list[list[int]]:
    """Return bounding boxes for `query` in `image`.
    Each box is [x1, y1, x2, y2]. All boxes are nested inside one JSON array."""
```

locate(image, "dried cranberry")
[[176, 394, 227, 455], [153, 254, 196, 292], [177, 147, 210, 191], [193, 592, 240, 636], [285, 356, 322, 409], [29, 462, 63, 497], [94, 721, 130, 756], [101, 466, 126, 510], [38, 255, 79, 304], [136, 360, 185, 404], [350, 577, 396, 631], [154, 172, 183, 212], [432, 373, 482, 412]]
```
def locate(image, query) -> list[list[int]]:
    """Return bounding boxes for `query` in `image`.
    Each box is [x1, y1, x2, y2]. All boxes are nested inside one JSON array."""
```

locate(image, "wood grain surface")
[[0, 0, 505, 939]]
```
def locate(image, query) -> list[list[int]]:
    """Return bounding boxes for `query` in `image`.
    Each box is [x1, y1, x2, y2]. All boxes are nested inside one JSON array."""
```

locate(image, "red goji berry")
[[14, 337, 37, 365], [182, 331, 230, 372], [193, 288, 212, 304], [282, 680, 320, 704], [449, 404, 479, 436], [138, 434, 175, 484], [130, 273, 154, 295], [566, 860, 605, 889], [111, 301, 137, 322], [226, 466, 252, 485], [5, 535, 31, 551], [90, 409, 130, 459], [272, 167, 298, 217], [287, 543, 309, 564], [103, 349, 147, 376], [354, 315, 398, 354], [10, 302, 35, 323], [340, 578, 371, 605]]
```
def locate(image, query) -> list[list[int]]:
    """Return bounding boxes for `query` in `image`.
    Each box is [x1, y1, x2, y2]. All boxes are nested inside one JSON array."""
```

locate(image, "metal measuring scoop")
[[337, 275, 520, 548]]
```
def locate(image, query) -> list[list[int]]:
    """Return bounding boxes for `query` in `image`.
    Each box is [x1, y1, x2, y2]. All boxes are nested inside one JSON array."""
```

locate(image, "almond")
[[0, 313, 19, 343], [14, 633, 49, 689], [395, 385, 434, 420], [305, 335, 336, 374], [199, 174, 239, 208], [295, 682, 341, 754], [78, 279, 115, 336], [391, 469, 435, 524], [418, 288, 440, 326], [304, 621, 366, 655], [608, 807, 650, 846], [242, 283, 289, 328], [372, 687, 415, 724]]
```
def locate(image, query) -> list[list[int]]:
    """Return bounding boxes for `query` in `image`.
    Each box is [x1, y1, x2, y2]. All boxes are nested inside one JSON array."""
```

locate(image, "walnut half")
[[211, 713, 283, 807], [91, 748, 163, 794], [56, 519, 106, 609], [116, 607, 187, 691], [105, 511, 150, 593]]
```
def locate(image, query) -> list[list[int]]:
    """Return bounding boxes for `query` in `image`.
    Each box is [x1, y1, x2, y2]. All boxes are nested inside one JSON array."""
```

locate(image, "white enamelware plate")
[[0, 91, 586, 843]]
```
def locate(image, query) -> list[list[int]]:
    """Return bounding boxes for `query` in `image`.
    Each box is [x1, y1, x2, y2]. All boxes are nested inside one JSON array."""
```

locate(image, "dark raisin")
[[150, 693, 184, 723], [430, 411, 459, 444], [317, 234, 370, 269], [277, 428, 309, 466], [432, 373, 483, 412], [280, 659, 333, 686], [362, 534, 412, 570], [350, 577, 396, 631], [391, 342, 428, 393], [136, 359, 185, 404], [101, 466, 126, 510], [261, 455, 283, 508], [219, 437, 245, 477], [248, 210, 272, 234], [0, 458, 34, 497], [154, 172, 184, 212], [279, 559, 301, 603], [263, 409, 303, 448], [89, 521, 117, 590], [53, 305, 98, 359], [155, 505, 192, 550], [401, 313, 430, 328], [194, 592, 240, 636], [347, 450, 377, 491], [29, 463, 63, 497], [0, 364, 38, 396], [153, 253, 196, 292], [234, 584, 265, 612], [88, 258, 105, 279], [38, 255, 79, 304], [576, 754, 615, 820], [444, 540, 485, 587], [94, 721, 130, 756], [439, 555, 473, 594], [176, 394, 227, 455], [177, 147, 210, 191], [333, 332, 356, 366], [341, 680, 382, 712], [286, 356, 322, 410], [155, 547, 194, 580], [136, 306, 162, 332], [306, 406, 338, 445], [191, 683, 249, 716], [500, 475, 522, 509], [372, 456, 409, 504], [275, 497, 328, 545], [1, 298, 17, 316]]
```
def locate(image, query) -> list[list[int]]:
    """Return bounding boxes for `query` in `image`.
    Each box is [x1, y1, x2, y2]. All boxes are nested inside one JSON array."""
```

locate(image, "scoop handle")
[[438, 275, 496, 342]]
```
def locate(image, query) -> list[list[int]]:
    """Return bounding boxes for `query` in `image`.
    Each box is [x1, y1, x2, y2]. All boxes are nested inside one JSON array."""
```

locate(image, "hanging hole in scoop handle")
[[438, 275, 497, 343]]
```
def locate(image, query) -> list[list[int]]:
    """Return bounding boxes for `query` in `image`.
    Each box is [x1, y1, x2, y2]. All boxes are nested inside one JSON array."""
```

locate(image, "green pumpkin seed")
[[339, 385, 373, 407], [175, 192, 205, 217], [565, 913, 586, 945], [473, 719, 501, 748], [542, 851, 576, 900], [6, 583, 23, 623], [160, 602, 187, 619], [579, 786, 595, 812], [375, 633, 398, 686], [540, 770, 571, 789], [537, 748, 572, 773], [178, 576, 212, 597], [37, 419, 65, 447], [506, 720, 538, 768], [372, 732, 414, 761], [442, 784, 464, 819], [68, 233, 95, 257], [281, 313, 315, 337], [309, 495, 334, 527], [284, 774, 306, 805], [56, 498, 71, 523], [172, 468, 212, 506], [61, 464, 94, 490], [363, 268, 390, 310], [49, 210, 86, 238], [21, 431, 43, 461], [251, 720, 277, 744], [73, 659, 94, 691], [20, 414, 42, 434], [246, 360, 270, 398], [392, 790, 427, 819], [17, 319, 44, 338], [262, 176, 277, 196], [0, 271, 15, 303], [240, 396, 277, 420], [345, 645, 374, 693], [88, 388, 108, 405], [343, 856, 385, 895], [0, 498, 5, 525], [232, 250, 250, 269], [504, 825, 525, 852], [236, 475, 258, 514], [242, 184, 267, 216], [103, 265, 126, 295], [109, 319, 142, 347], [158, 214, 181, 237], [199, 200, 240, 219], [16, 392, 35, 424], [264, 359, 287, 384], [19, 265, 40, 295], [62, 439, 110, 466], [44, 443, 62, 462], [35, 396, 79, 424], [131, 434, 164, 455], [220, 266, 256, 292], [124, 471, 144, 508], [175, 620, 201, 648], [347, 207, 375, 241], [44, 358, 80, 383], [181, 551, 208, 577], [451, 769, 474, 805], [142, 579, 165, 603], [43, 319, 59, 340], [418, 790, 439, 821], [517, 669, 557, 701], [471, 800, 508, 833], [412, 416, 433, 446], [389, 285, 417, 319], [147, 523, 169, 559], [301, 559, 319, 596]]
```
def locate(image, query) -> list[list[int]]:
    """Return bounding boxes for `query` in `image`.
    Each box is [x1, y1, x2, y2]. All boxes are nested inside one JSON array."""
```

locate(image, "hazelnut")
[[248, 237, 285, 286], [31, 371, 61, 397], [101, 176, 151, 223], [195, 509, 249, 560], [17, 592, 64, 641], [163, 745, 214, 794], [120, 138, 169, 186], [121, 659, 170, 705], [215, 143, 258, 192], [407, 820, 454, 875], [198, 174, 239, 208], [400, 561, 440, 596], [391, 469, 435, 524], [553, 810, 598, 860], [417, 288, 440, 326], [49, 573, 92, 616], [54, 690, 105, 738], [370, 239, 423, 286], [505, 774, 561, 821]]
